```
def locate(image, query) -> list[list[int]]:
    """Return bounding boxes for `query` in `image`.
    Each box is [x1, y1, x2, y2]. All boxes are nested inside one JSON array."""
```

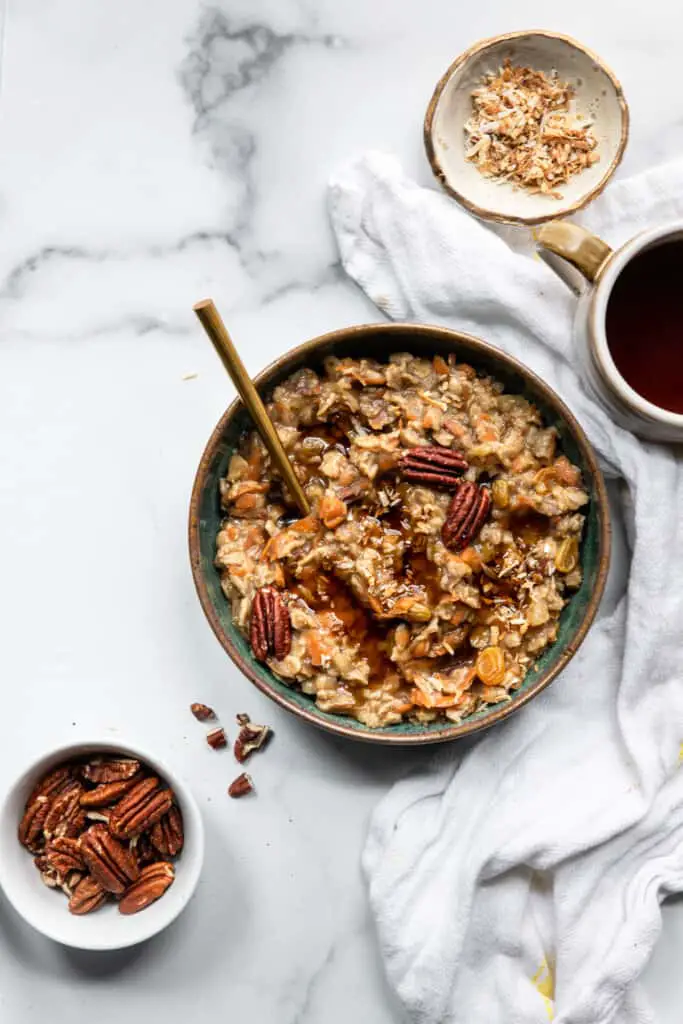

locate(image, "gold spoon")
[[193, 299, 311, 517]]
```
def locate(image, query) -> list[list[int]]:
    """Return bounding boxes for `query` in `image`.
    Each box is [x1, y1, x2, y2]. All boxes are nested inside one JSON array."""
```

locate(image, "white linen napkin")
[[328, 153, 683, 1024]]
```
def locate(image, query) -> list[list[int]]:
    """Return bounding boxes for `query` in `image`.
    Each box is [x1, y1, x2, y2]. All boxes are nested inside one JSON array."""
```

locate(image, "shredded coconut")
[[464, 59, 599, 198]]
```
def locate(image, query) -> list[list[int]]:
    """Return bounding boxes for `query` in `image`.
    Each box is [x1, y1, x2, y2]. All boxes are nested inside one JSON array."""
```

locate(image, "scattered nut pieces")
[[234, 715, 272, 764], [228, 773, 254, 798], [18, 753, 184, 916], [190, 702, 216, 722], [464, 59, 599, 197], [206, 727, 228, 750]]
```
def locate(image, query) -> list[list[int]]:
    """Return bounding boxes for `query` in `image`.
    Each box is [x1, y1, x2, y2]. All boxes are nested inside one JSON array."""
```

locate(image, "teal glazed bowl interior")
[[189, 323, 610, 745]]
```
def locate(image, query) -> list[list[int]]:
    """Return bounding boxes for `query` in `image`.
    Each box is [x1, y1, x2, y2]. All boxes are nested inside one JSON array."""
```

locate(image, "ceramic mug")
[[536, 220, 683, 443]]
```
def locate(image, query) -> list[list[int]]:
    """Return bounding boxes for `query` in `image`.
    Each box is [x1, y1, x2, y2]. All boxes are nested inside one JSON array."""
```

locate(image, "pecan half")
[[68, 875, 108, 915], [80, 824, 140, 894], [249, 586, 292, 662], [119, 861, 175, 915], [442, 482, 492, 551], [80, 757, 141, 785], [18, 796, 51, 852], [26, 765, 73, 807], [149, 805, 184, 857], [43, 780, 84, 838], [206, 727, 227, 750], [79, 777, 141, 809], [109, 777, 173, 839], [190, 702, 215, 721], [228, 773, 253, 798], [400, 446, 468, 489], [234, 716, 271, 764], [45, 837, 85, 876]]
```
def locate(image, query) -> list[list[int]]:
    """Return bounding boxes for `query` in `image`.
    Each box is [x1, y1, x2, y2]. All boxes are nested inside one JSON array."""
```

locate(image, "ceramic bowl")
[[190, 323, 610, 745], [0, 741, 204, 949], [424, 30, 629, 225]]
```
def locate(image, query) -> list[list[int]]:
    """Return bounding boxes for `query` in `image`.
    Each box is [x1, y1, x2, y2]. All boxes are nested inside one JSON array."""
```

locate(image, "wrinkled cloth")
[[328, 152, 683, 1024]]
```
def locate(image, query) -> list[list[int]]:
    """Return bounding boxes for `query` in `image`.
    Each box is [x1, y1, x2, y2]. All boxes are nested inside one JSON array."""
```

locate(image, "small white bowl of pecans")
[[424, 30, 629, 225], [0, 742, 204, 950]]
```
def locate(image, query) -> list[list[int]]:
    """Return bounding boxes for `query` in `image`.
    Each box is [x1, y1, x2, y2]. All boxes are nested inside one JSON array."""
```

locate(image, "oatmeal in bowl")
[[190, 323, 610, 744]]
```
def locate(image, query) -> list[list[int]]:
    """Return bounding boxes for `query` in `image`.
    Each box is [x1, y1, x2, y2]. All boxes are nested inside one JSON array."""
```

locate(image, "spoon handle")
[[193, 299, 311, 517]]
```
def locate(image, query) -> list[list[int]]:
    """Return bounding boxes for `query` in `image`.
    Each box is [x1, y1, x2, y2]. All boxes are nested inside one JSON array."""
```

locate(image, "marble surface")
[[1, 0, 683, 1020]]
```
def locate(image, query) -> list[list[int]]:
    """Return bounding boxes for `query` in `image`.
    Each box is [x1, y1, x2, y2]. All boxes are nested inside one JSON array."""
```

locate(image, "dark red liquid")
[[605, 242, 683, 414]]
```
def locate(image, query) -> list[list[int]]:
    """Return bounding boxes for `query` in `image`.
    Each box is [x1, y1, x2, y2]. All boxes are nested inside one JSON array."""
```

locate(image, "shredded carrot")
[[291, 515, 319, 533], [306, 631, 325, 667], [553, 455, 581, 486], [260, 536, 277, 561], [433, 355, 449, 375], [410, 688, 458, 709], [449, 607, 469, 626], [458, 546, 482, 571], [443, 418, 467, 439], [423, 407, 441, 430], [394, 702, 415, 714]]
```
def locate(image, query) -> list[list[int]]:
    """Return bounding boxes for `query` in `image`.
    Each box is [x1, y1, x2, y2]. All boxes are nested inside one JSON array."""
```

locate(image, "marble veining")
[[1, 0, 683, 1021]]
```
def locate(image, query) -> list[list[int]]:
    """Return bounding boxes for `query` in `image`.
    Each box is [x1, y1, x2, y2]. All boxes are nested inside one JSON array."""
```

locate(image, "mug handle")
[[535, 222, 613, 292]]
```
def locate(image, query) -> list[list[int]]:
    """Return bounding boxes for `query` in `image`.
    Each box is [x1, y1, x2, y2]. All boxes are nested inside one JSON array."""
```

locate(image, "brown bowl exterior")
[[189, 323, 611, 745]]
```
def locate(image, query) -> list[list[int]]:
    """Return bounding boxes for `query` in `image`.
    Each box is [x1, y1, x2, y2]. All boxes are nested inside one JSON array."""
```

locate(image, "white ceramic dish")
[[0, 741, 204, 950], [424, 30, 629, 225]]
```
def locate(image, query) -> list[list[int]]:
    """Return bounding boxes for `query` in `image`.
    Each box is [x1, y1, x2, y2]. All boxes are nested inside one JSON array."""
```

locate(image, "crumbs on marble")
[[182, 372, 199, 381]]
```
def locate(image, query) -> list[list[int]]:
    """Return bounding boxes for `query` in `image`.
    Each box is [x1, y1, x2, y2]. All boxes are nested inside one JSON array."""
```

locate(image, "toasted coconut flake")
[[464, 60, 599, 197]]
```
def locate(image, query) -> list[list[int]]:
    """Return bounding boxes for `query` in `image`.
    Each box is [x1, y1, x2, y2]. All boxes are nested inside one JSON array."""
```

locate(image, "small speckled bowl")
[[424, 30, 629, 225], [189, 322, 611, 746]]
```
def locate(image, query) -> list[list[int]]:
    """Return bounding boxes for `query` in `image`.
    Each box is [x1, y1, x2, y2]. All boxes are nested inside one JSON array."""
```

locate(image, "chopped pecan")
[[228, 773, 254, 798], [80, 824, 140, 895], [149, 805, 184, 857], [45, 837, 85, 876], [18, 796, 51, 852], [109, 777, 173, 839], [132, 832, 159, 867], [80, 757, 141, 785], [80, 777, 141, 809], [249, 586, 292, 662], [26, 765, 73, 807], [34, 854, 60, 888], [442, 482, 492, 551], [234, 716, 271, 764], [190, 702, 216, 721], [400, 446, 468, 489], [337, 478, 371, 504], [119, 861, 175, 915], [206, 727, 227, 750], [68, 875, 108, 915], [43, 780, 84, 838], [60, 869, 84, 897]]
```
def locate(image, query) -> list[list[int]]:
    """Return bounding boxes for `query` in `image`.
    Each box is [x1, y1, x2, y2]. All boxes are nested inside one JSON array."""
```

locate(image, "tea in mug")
[[605, 241, 683, 414]]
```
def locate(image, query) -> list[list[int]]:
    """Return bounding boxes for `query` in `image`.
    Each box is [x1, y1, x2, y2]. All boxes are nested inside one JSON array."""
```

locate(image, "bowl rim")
[[0, 740, 205, 949], [423, 29, 630, 226], [189, 321, 611, 745]]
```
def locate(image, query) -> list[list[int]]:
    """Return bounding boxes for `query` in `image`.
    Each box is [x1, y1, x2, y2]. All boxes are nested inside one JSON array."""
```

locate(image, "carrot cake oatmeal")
[[215, 353, 588, 728]]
